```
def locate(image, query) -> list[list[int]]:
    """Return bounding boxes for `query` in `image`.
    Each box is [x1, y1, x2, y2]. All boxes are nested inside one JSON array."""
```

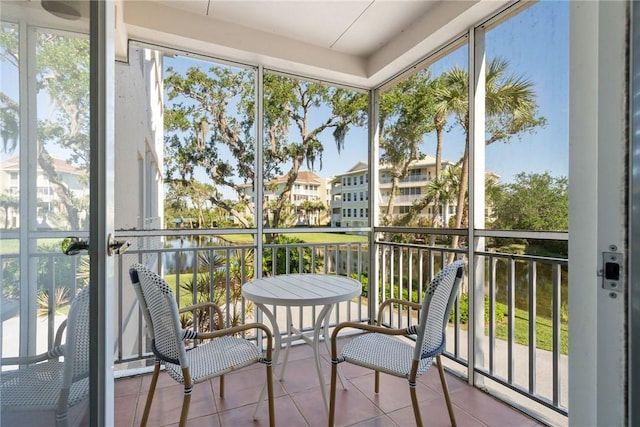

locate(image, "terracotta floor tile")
[[349, 414, 399, 427], [387, 397, 486, 427], [114, 341, 545, 427], [115, 376, 142, 397], [114, 394, 137, 427], [134, 381, 216, 427], [217, 395, 295, 427], [452, 387, 536, 427]]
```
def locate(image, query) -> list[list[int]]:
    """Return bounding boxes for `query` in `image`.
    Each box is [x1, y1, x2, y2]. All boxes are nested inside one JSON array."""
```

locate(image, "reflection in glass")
[[1, 22, 20, 229], [36, 31, 90, 232]]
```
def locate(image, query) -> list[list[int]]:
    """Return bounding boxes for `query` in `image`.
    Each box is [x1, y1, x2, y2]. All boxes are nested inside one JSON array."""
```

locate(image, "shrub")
[[350, 272, 368, 297]]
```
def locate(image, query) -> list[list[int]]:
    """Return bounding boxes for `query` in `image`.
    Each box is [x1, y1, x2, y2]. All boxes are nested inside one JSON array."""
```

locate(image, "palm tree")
[[425, 164, 459, 227], [378, 70, 435, 225], [442, 58, 546, 251], [430, 75, 454, 180]]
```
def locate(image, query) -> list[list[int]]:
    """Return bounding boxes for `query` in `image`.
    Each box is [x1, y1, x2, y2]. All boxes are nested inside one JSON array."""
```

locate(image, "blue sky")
[[287, 0, 569, 184], [1, 1, 568, 189]]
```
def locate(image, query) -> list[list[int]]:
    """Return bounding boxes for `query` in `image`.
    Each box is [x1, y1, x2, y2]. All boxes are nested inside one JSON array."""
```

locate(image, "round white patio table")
[[242, 273, 362, 416]]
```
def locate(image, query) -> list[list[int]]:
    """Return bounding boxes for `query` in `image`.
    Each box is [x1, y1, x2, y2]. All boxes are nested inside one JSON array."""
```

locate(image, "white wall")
[[569, 2, 628, 425], [114, 46, 164, 365]]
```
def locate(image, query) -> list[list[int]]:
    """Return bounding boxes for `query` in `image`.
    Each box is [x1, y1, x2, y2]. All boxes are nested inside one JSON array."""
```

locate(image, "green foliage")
[[2, 241, 88, 302], [1, 28, 90, 229], [262, 235, 320, 275], [1, 258, 19, 299], [491, 172, 568, 256], [449, 293, 567, 354], [163, 64, 367, 229], [164, 180, 236, 228], [37, 287, 69, 317], [350, 272, 368, 297], [179, 251, 251, 329], [492, 172, 568, 231]]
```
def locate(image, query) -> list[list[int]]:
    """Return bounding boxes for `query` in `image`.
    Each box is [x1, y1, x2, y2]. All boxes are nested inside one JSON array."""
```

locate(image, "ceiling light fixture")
[[41, 1, 83, 20]]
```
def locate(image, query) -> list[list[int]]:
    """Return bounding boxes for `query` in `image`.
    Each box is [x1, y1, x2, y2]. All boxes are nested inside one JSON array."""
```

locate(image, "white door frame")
[[569, 2, 628, 426], [629, 1, 640, 425], [89, 2, 115, 426]]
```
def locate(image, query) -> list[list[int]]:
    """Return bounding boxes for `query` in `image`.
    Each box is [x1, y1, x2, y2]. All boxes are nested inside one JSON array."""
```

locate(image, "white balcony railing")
[[2, 228, 568, 424]]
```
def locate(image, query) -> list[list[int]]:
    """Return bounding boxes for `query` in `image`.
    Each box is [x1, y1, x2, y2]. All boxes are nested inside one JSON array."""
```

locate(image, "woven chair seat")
[[340, 333, 433, 378], [2, 362, 89, 410], [165, 335, 262, 384], [2, 286, 90, 427], [328, 260, 465, 427], [129, 264, 275, 427]]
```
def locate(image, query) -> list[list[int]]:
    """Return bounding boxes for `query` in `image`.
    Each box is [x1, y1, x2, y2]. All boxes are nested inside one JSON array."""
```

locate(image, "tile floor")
[[114, 340, 542, 427]]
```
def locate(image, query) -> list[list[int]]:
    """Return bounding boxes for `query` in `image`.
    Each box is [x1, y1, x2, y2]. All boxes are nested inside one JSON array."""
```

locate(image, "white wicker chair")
[[128, 263, 275, 427], [1, 286, 90, 427], [328, 260, 465, 427]]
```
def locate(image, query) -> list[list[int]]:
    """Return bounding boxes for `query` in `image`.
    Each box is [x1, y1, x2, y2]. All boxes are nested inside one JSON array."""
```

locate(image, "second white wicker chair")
[[129, 263, 275, 427], [328, 260, 465, 427], [1, 286, 90, 427]]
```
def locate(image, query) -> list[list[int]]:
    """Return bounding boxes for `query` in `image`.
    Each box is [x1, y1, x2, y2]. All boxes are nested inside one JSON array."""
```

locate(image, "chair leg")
[[436, 355, 457, 427], [219, 374, 225, 398], [179, 368, 193, 427], [328, 361, 338, 426], [409, 381, 423, 427], [374, 371, 380, 393], [266, 363, 275, 427], [141, 360, 161, 427]]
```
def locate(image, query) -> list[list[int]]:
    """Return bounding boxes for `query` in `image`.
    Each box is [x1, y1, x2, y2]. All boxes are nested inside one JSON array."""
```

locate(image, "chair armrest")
[[1, 344, 65, 366], [179, 302, 224, 330], [54, 319, 67, 347], [376, 298, 422, 325], [330, 321, 408, 359], [3, 321, 68, 365], [332, 322, 408, 338], [194, 322, 274, 360]]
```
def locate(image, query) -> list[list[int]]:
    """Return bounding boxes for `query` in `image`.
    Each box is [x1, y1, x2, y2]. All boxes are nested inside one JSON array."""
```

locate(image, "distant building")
[[329, 161, 369, 228], [239, 171, 332, 226], [0, 156, 88, 229], [330, 156, 458, 228]]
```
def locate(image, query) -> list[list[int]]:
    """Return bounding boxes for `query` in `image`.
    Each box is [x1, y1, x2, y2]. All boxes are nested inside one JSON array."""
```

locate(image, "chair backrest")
[[61, 285, 91, 407], [129, 264, 188, 366], [413, 260, 465, 361]]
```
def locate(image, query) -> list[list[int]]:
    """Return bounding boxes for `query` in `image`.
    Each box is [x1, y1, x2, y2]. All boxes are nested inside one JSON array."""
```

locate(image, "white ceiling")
[[157, 1, 438, 57], [120, 0, 510, 87], [4, 0, 510, 88]]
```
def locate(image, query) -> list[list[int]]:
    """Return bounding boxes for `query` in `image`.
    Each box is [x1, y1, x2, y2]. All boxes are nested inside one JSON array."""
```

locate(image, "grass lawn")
[[1, 239, 19, 254], [493, 302, 568, 355], [222, 232, 368, 244]]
